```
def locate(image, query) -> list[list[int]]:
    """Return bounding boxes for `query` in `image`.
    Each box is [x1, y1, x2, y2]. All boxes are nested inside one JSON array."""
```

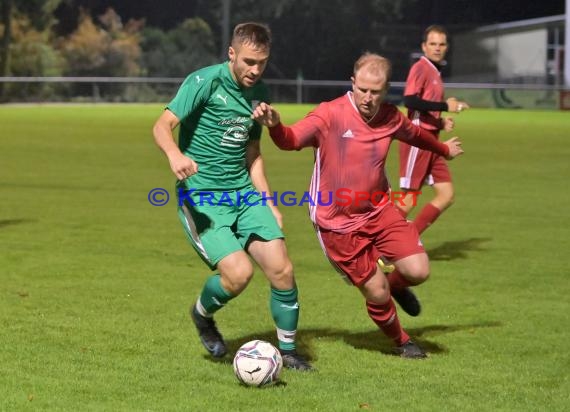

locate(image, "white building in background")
[[450, 15, 565, 85]]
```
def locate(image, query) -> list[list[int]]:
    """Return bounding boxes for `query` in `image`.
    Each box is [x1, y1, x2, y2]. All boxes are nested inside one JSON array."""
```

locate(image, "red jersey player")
[[398, 25, 470, 234], [253, 53, 463, 358]]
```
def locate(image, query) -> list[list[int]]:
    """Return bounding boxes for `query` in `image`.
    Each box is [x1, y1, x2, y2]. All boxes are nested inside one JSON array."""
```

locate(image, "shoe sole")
[[397, 351, 427, 359], [282, 361, 314, 371], [393, 342, 427, 359]]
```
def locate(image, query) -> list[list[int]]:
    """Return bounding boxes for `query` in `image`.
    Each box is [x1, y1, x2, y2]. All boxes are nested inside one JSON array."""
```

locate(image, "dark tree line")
[[0, 0, 563, 101]]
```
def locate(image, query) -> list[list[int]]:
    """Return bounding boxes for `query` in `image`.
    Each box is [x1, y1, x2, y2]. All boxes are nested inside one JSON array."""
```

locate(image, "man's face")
[[228, 42, 269, 88], [422, 31, 448, 63], [351, 69, 388, 120]]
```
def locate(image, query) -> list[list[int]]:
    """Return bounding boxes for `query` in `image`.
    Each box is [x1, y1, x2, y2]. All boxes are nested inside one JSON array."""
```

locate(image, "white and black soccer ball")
[[233, 340, 283, 387]]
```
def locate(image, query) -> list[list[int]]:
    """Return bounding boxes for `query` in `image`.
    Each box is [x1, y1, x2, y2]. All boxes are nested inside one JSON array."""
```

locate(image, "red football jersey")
[[271, 92, 447, 233], [404, 56, 444, 131]]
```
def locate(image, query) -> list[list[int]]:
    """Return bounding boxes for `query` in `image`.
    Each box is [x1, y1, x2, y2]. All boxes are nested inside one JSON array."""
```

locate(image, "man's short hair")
[[423, 25, 448, 42], [353, 52, 392, 82], [231, 22, 272, 50]]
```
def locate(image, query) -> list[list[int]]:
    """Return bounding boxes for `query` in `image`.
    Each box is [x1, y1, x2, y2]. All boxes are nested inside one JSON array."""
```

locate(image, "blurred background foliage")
[[0, 0, 564, 101]]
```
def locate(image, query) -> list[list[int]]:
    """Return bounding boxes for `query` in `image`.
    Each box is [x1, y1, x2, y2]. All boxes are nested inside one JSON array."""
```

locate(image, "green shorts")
[[176, 184, 284, 270]]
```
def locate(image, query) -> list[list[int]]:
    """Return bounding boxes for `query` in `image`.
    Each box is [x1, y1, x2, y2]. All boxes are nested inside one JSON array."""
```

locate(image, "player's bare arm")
[[252, 102, 281, 127], [152, 109, 199, 180], [246, 139, 283, 228], [446, 97, 470, 113]]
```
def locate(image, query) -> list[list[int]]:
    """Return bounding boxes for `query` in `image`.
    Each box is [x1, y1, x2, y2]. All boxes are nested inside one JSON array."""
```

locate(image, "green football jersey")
[[167, 62, 269, 190]]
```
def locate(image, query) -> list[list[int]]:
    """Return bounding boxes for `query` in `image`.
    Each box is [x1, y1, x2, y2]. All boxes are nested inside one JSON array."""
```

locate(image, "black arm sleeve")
[[404, 95, 448, 112]]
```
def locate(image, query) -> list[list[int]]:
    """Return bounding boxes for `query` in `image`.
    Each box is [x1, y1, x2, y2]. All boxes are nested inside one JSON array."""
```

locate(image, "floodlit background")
[[0, 0, 568, 108]]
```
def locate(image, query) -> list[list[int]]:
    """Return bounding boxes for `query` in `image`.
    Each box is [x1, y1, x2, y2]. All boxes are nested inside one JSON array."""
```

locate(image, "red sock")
[[366, 300, 409, 346], [413, 203, 442, 234], [386, 270, 413, 292]]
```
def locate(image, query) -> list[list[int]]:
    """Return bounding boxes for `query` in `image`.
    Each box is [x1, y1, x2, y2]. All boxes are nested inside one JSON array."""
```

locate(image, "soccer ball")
[[233, 340, 283, 387]]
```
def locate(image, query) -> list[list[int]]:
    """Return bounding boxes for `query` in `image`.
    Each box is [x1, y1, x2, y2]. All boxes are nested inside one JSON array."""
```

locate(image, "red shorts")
[[399, 140, 451, 190], [315, 205, 425, 286]]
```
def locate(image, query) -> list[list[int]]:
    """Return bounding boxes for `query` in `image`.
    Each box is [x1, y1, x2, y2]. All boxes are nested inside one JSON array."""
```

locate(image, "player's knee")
[[372, 286, 391, 304], [411, 267, 430, 284], [221, 265, 254, 294], [403, 264, 430, 284], [281, 260, 294, 278], [268, 259, 295, 287], [360, 277, 391, 304], [365, 288, 391, 305]]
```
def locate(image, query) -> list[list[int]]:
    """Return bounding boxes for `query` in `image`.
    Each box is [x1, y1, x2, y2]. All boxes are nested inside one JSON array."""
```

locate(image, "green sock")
[[197, 274, 234, 316], [270, 287, 299, 351]]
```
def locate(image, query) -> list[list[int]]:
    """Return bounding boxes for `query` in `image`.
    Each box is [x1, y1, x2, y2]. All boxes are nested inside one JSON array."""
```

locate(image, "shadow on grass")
[[426, 237, 492, 261], [208, 320, 502, 363], [0, 218, 34, 228]]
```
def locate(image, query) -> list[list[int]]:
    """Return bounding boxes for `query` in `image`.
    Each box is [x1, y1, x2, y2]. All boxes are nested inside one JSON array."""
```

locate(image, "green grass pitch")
[[1, 104, 569, 410]]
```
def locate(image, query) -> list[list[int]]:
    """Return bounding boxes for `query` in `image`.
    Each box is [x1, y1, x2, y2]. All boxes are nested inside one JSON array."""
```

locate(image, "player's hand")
[[443, 137, 463, 160], [168, 152, 198, 180], [446, 98, 470, 113], [442, 117, 454, 132], [252, 102, 281, 128]]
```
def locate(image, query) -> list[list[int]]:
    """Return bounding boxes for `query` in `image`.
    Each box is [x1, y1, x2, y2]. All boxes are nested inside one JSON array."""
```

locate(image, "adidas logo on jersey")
[[342, 129, 354, 138]]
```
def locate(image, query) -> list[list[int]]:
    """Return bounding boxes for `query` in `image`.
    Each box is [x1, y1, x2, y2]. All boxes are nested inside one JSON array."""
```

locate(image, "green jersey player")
[[152, 22, 312, 371]]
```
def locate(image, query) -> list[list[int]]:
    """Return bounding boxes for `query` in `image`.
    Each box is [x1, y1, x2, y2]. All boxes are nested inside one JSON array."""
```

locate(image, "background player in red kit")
[[398, 25, 470, 234], [253, 53, 463, 358]]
